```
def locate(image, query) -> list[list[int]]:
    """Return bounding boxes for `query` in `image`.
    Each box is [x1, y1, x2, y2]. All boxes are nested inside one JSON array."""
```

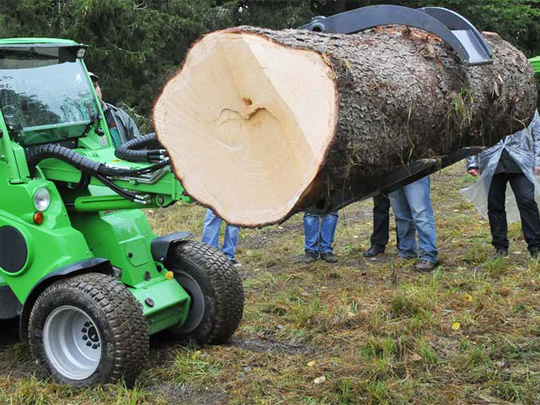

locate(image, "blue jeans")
[[202, 209, 239, 260], [303, 211, 338, 253], [389, 177, 438, 263]]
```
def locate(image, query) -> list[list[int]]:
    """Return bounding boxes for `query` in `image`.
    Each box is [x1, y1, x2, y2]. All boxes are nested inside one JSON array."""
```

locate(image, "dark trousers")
[[488, 172, 540, 252], [370, 193, 390, 247]]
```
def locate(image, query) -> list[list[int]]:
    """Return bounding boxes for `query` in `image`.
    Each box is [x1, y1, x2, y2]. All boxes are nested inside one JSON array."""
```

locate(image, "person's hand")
[[468, 168, 479, 177], [534, 166, 540, 176]]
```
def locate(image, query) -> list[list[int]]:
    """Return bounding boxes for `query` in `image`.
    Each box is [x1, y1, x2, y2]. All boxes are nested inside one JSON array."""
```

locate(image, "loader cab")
[[0, 39, 100, 149]]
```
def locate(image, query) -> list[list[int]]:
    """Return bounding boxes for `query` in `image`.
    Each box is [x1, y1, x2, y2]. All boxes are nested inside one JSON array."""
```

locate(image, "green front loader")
[[0, 38, 244, 385]]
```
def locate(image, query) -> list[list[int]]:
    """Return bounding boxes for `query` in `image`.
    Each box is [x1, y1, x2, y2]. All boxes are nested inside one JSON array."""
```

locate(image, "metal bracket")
[[298, 5, 492, 66]]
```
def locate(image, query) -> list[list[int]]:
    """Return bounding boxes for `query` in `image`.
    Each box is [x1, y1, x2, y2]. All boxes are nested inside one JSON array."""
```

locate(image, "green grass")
[[2, 163, 540, 404]]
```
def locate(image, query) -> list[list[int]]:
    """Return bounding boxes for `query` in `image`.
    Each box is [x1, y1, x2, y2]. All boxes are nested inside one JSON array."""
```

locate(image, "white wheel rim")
[[43, 305, 102, 380]]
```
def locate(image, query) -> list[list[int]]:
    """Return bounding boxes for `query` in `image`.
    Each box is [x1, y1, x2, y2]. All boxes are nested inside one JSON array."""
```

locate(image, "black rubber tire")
[[28, 273, 149, 386], [166, 241, 244, 344]]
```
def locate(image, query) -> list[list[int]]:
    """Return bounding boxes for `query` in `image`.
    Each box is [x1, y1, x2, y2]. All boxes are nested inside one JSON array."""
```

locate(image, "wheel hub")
[[174, 271, 205, 335], [82, 322, 100, 347], [43, 305, 102, 381]]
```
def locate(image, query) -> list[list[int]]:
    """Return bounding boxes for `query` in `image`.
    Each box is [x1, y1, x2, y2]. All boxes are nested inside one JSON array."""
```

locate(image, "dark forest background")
[[1, 0, 539, 126]]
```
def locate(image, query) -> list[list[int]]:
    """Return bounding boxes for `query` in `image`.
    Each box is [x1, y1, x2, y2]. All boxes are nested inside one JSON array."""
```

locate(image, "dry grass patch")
[[2, 163, 540, 404]]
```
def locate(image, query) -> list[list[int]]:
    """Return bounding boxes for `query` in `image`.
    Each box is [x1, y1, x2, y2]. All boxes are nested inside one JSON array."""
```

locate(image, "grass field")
[[1, 163, 540, 404]]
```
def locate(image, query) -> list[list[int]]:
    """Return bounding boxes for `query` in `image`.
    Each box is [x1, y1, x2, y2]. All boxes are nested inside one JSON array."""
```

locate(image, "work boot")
[[229, 258, 242, 267], [494, 248, 508, 259], [362, 244, 385, 258], [530, 249, 540, 259], [415, 260, 437, 272], [320, 251, 339, 263], [301, 250, 319, 264]]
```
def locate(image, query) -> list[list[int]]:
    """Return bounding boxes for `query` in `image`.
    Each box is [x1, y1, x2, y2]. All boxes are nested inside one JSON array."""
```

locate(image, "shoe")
[[530, 250, 540, 259], [301, 250, 319, 264], [362, 245, 385, 258], [415, 260, 437, 272], [320, 252, 339, 263], [494, 248, 508, 258], [229, 258, 242, 267]]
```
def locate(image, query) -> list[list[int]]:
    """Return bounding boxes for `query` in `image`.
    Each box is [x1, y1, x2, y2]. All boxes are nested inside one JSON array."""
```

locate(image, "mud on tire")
[[28, 273, 149, 386], [166, 241, 244, 344]]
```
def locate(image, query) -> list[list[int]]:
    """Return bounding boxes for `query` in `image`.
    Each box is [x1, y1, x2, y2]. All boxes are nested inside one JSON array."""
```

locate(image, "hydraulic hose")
[[25, 143, 168, 203], [96, 158, 171, 177], [26, 143, 168, 177], [26, 143, 102, 176], [114, 133, 168, 163]]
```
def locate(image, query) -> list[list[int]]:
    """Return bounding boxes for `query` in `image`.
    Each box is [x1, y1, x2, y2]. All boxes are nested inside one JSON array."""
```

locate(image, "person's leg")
[[223, 224, 240, 261], [320, 211, 338, 253], [201, 209, 221, 249], [487, 173, 509, 252], [303, 212, 320, 262], [303, 212, 321, 252], [370, 194, 390, 247], [403, 177, 438, 264], [508, 173, 540, 254], [389, 188, 417, 259], [370, 193, 390, 248], [320, 211, 339, 263], [364, 193, 391, 257]]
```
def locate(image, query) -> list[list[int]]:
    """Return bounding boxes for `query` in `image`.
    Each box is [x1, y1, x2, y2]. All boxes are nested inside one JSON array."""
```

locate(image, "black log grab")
[[298, 5, 492, 66]]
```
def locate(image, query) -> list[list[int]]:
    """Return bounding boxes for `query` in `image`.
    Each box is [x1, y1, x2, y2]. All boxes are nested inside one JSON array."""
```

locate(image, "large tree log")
[[154, 26, 537, 227]]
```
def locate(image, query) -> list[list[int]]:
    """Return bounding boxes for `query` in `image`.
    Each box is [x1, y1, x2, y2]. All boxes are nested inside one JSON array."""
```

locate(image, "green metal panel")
[[129, 278, 190, 335], [68, 209, 185, 289], [69, 210, 158, 287], [0, 170, 93, 303], [0, 109, 24, 183], [69, 209, 191, 334], [11, 144, 30, 180], [74, 195, 147, 212]]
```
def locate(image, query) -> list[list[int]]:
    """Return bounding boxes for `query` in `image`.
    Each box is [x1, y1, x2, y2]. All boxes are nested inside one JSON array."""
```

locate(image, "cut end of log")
[[154, 30, 337, 226]]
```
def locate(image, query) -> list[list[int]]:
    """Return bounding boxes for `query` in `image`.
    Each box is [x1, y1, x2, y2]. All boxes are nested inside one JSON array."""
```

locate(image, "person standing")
[[464, 110, 540, 258], [89, 72, 141, 146], [301, 211, 339, 263], [389, 176, 438, 271], [202, 209, 241, 266]]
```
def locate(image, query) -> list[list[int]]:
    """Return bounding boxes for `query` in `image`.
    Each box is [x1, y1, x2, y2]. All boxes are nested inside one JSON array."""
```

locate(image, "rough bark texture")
[[156, 26, 537, 227]]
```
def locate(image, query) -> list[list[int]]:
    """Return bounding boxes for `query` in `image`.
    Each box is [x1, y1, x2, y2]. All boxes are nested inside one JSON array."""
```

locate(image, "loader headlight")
[[33, 188, 51, 212]]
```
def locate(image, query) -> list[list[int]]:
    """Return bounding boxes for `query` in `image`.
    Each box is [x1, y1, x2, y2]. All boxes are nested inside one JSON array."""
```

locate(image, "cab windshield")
[[0, 46, 99, 146]]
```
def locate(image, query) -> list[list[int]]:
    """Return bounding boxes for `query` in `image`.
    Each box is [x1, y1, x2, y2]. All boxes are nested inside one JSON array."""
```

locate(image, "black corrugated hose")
[[114, 133, 168, 163], [25, 140, 170, 203]]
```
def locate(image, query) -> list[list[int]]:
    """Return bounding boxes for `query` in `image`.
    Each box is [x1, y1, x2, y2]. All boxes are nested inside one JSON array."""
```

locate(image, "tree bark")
[[154, 26, 537, 227]]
